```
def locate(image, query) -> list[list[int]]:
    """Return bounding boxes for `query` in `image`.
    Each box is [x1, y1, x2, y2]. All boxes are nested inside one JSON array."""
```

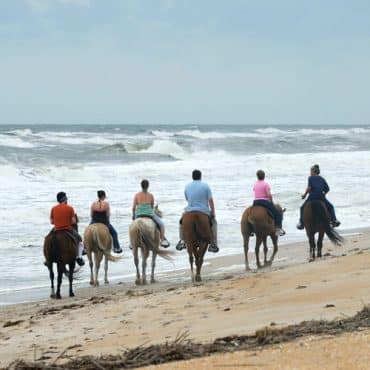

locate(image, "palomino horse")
[[44, 231, 77, 299], [241, 204, 285, 270], [303, 200, 343, 261], [182, 211, 211, 282], [129, 210, 173, 285], [83, 223, 121, 286]]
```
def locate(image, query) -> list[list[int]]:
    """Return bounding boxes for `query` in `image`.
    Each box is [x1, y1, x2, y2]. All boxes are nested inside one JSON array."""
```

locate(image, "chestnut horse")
[[303, 200, 343, 260], [44, 231, 77, 299], [83, 223, 121, 286], [182, 211, 211, 282], [129, 211, 173, 285], [241, 204, 285, 270]]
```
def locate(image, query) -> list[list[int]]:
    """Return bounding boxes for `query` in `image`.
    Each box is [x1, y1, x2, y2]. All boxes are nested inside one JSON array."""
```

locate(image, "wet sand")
[[0, 228, 369, 369]]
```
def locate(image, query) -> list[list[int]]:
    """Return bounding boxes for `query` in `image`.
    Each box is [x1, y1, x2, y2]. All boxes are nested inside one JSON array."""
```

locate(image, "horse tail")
[[312, 201, 344, 246], [51, 231, 61, 262], [92, 226, 120, 262], [139, 226, 173, 262]]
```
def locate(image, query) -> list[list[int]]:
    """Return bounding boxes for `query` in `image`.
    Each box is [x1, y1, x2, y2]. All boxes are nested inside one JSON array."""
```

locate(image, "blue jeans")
[[299, 198, 337, 223], [253, 199, 282, 228], [151, 213, 164, 229]]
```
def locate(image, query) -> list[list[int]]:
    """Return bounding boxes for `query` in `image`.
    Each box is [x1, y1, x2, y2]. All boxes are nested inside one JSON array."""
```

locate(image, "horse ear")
[[282, 208, 286, 213]]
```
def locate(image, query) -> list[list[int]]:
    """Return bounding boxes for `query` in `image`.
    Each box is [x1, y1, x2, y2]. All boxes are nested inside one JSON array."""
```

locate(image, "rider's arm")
[[132, 194, 137, 220], [266, 186, 273, 202], [90, 202, 94, 217], [209, 198, 215, 217], [106, 202, 111, 217], [150, 193, 154, 208], [302, 186, 311, 199]]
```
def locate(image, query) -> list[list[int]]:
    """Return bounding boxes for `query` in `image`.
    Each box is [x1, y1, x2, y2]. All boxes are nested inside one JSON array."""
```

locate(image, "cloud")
[[25, 0, 90, 13]]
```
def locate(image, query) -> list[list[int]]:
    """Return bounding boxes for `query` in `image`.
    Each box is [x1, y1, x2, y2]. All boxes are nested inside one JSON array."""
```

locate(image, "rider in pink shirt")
[[253, 180, 271, 200], [252, 170, 285, 236]]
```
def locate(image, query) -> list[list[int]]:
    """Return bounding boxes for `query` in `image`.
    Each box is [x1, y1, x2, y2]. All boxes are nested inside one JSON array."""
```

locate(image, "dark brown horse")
[[43, 231, 77, 299], [182, 211, 211, 282], [241, 204, 285, 270], [303, 200, 343, 260]]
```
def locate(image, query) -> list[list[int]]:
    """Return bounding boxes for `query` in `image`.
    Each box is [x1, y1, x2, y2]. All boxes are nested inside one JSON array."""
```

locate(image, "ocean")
[[1, 124, 369, 304]]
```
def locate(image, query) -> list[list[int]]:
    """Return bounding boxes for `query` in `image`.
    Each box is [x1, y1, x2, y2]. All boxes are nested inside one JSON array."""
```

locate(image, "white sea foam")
[[1, 124, 370, 304]]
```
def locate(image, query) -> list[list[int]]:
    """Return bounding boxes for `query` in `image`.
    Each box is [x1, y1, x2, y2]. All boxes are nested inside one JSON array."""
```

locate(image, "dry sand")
[[0, 229, 369, 369]]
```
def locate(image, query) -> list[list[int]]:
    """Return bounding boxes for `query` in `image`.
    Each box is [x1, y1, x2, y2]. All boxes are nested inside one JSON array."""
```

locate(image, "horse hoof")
[[135, 280, 141, 286], [195, 275, 202, 282], [142, 280, 147, 285], [89, 280, 94, 286], [105, 280, 109, 285], [50, 294, 56, 299], [69, 292, 75, 297], [56, 294, 62, 299], [150, 279, 156, 284]]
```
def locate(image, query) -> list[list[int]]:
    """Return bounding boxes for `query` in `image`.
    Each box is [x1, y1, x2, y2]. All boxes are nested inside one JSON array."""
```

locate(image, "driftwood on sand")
[[6, 305, 370, 370]]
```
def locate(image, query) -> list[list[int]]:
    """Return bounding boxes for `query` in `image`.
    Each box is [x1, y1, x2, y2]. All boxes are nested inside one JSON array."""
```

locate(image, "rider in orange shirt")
[[49, 192, 85, 266]]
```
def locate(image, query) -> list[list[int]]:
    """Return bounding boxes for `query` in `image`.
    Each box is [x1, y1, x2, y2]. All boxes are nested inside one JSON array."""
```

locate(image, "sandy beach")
[[1, 228, 369, 369]]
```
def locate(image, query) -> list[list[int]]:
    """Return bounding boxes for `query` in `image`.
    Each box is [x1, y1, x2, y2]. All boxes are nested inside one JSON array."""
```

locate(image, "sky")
[[0, 0, 370, 125]]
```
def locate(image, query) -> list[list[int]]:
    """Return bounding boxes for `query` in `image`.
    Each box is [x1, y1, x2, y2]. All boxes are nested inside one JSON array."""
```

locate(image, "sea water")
[[1, 124, 369, 304]]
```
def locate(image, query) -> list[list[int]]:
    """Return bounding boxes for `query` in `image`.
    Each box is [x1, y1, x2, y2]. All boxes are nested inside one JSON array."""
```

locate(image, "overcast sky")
[[0, 0, 369, 125]]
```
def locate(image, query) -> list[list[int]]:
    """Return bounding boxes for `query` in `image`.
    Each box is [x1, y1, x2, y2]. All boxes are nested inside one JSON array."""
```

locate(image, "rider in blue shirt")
[[297, 164, 340, 229], [176, 169, 219, 253]]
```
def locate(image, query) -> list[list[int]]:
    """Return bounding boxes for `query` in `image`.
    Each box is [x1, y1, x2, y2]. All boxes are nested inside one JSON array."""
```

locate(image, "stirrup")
[[296, 222, 304, 230], [175, 240, 186, 251], [76, 257, 85, 266], [208, 244, 219, 253], [160, 239, 170, 248], [113, 247, 123, 254]]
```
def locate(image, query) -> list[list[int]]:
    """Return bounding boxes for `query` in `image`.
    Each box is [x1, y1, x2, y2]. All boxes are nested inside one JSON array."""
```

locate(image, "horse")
[[43, 230, 78, 299], [83, 223, 121, 286], [303, 200, 344, 261], [129, 207, 173, 285], [182, 211, 211, 283], [241, 204, 285, 270]]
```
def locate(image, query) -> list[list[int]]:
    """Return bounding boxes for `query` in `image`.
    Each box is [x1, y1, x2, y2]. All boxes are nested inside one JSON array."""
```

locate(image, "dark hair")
[[57, 191, 67, 203], [141, 179, 149, 190], [97, 190, 106, 199], [311, 164, 320, 175], [256, 170, 265, 180], [192, 169, 202, 180]]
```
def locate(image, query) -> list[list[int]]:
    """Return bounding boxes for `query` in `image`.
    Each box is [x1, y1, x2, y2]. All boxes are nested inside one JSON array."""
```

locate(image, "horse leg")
[[104, 255, 109, 284], [266, 234, 278, 266], [188, 246, 195, 282], [243, 233, 251, 271], [150, 252, 157, 283], [133, 247, 141, 285], [142, 249, 148, 285], [49, 264, 56, 298], [263, 237, 268, 266], [195, 243, 207, 282], [255, 236, 263, 269], [94, 252, 103, 286], [68, 261, 75, 297], [309, 234, 316, 261], [88, 251, 94, 286], [56, 263, 63, 299], [317, 231, 324, 258]]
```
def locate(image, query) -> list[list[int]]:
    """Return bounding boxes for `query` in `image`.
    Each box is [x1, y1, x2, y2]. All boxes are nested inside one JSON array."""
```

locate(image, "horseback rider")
[[176, 169, 219, 252], [132, 179, 170, 248], [253, 170, 285, 236], [297, 164, 340, 230], [90, 190, 123, 254], [49, 192, 85, 266]]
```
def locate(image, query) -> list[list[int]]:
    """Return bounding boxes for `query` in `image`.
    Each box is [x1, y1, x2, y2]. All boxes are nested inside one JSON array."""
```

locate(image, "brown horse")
[[129, 215, 173, 285], [43, 231, 77, 299], [241, 204, 285, 270], [182, 211, 211, 282], [303, 200, 344, 260], [83, 223, 121, 286]]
